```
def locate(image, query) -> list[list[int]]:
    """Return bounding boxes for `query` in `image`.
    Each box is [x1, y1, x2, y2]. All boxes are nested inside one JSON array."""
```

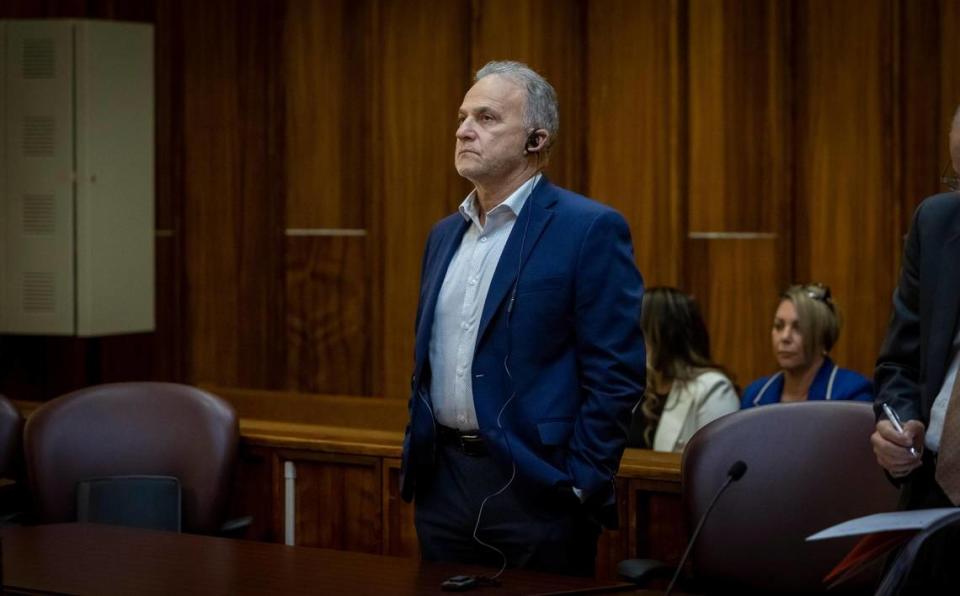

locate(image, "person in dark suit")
[[872, 105, 960, 591], [400, 61, 645, 577]]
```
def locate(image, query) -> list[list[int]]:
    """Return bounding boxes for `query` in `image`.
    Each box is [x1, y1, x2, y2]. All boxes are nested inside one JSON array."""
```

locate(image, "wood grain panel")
[[287, 454, 382, 553], [285, 236, 370, 395], [229, 445, 276, 542], [899, 0, 943, 241], [182, 0, 285, 388], [383, 458, 418, 558], [284, 0, 374, 229], [688, 0, 789, 234], [155, 0, 183, 233], [586, 0, 684, 288], [378, 0, 472, 399], [0, 337, 88, 401], [942, 0, 960, 172], [79, 0, 154, 21], [150, 0, 186, 383], [793, 0, 898, 377], [0, 3, 154, 21], [629, 479, 685, 566], [470, 0, 586, 193], [687, 238, 782, 389]]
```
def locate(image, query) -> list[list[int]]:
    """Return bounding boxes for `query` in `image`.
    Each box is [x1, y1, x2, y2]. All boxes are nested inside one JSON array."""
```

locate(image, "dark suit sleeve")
[[567, 210, 646, 499], [402, 227, 439, 502], [414, 228, 437, 336], [874, 202, 925, 424]]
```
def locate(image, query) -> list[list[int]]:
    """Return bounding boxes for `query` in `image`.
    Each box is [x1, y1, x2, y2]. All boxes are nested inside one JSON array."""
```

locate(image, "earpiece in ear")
[[523, 131, 542, 156], [525, 131, 540, 152]]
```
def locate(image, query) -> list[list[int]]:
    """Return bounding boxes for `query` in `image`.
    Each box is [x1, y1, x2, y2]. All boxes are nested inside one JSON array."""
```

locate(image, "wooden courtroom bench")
[[17, 388, 684, 579], [213, 386, 684, 579]]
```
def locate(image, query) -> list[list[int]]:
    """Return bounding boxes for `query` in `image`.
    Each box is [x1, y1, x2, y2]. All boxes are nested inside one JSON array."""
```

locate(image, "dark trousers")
[[894, 454, 960, 594], [414, 443, 601, 577]]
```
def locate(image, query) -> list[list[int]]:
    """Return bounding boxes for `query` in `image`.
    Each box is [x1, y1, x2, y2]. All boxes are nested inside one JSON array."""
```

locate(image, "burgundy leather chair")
[[685, 401, 898, 593], [621, 401, 900, 593], [0, 394, 23, 479], [24, 382, 239, 534]]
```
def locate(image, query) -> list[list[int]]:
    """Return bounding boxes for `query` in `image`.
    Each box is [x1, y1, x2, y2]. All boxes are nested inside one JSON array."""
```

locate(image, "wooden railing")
[[210, 386, 684, 578], [16, 387, 685, 579]]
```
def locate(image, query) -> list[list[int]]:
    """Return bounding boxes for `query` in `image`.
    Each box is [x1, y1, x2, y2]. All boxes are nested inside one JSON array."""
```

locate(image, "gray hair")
[[475, 61, 559, 150], [952, 104, 960, 136]]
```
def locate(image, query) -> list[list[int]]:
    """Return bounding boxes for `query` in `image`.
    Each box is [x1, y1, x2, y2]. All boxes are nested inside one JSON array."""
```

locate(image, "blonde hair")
[[780, 284, 841, 362]]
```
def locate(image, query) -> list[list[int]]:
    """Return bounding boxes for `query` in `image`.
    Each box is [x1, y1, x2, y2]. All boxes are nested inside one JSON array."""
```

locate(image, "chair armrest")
[[617, 558, 675, 585], [218, 515, 253, 538], [0, 510, 25, 526]]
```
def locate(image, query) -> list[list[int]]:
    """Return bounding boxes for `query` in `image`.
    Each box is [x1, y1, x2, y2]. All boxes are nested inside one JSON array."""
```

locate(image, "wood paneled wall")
[[2, 0, 959, 401], [587, 0, 685, 290], [793, 0, 900, 384]]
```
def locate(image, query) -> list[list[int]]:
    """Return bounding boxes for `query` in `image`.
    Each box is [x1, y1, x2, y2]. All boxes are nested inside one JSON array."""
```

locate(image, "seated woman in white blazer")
[[627, 287, 739, 452]]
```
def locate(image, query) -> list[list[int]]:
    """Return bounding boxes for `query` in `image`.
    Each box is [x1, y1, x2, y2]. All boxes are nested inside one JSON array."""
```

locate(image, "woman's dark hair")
[[637, 287, 726, 447]]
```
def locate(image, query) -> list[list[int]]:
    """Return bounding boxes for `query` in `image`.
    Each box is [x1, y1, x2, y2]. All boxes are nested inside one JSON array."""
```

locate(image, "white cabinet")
[[0, 19, 154, 335]]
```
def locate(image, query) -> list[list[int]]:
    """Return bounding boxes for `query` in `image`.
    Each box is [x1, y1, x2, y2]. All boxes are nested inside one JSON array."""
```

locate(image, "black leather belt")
[[436, 424, 488, 456]]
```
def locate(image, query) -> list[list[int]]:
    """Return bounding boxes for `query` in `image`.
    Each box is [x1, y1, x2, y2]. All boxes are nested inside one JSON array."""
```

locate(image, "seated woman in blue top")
[[741, 283, 873, 408]]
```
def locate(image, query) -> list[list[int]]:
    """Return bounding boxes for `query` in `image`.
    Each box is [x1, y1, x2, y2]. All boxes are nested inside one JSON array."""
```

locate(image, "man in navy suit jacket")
[[400, 61, 645, 576]]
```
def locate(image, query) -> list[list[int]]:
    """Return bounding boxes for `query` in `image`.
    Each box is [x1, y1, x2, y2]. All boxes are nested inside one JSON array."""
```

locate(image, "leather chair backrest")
[[683, 401, 899, 593], [24, 382, 238, 534], [0, 394, 23, 478]]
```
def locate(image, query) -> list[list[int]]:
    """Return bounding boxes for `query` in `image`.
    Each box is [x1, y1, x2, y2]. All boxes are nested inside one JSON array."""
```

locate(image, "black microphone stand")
[[665, 461, 748, 596]]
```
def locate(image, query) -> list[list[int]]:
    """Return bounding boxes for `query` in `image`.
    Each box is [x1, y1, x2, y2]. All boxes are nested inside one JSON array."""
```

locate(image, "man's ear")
[[525, 129, 547, 154]]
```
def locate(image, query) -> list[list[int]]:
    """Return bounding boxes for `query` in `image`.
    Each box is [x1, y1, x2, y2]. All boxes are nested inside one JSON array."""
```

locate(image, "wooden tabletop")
[[1, 523, 638, 595]]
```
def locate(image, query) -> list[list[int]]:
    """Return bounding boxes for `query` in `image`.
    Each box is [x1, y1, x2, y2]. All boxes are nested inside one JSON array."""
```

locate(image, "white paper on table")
[[806, 508, 960, 541]]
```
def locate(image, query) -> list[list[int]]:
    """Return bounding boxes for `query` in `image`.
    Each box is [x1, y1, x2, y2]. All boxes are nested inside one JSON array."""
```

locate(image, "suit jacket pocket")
[[516, 275, 565, 296], [537, 420, 574, 446]]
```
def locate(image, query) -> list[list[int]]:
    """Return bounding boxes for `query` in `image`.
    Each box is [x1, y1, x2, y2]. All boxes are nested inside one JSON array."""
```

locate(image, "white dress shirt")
[[926, 326, 960, 451], [429, 174, 541, 430]]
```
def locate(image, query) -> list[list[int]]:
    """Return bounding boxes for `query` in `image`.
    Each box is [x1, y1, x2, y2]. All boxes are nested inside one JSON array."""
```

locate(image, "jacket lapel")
[[808, 357, 835, 399], [414, 218, 470, 368], [928, 230, 960, 391], [475, 177, 556, 346]]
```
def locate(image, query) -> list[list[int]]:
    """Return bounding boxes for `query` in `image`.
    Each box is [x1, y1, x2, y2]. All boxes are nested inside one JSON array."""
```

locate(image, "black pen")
[[882, 403, 919, 458]]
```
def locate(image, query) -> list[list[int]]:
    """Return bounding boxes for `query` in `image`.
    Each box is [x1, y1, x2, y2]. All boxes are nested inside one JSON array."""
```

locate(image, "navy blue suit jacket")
[[400, 177, 646, 527]]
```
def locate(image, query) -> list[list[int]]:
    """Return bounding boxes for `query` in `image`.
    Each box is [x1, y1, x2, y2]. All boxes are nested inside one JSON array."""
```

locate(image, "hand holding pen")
[[881, 403, 919, 458]]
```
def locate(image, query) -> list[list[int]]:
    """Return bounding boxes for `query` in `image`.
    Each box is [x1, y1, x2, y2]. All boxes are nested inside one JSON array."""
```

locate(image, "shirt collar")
[[458, 173, 542, 225]]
